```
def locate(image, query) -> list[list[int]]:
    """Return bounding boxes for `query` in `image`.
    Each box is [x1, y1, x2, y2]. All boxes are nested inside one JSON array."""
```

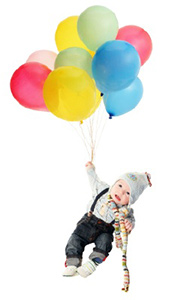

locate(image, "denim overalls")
[[65, 188, 115, 266]]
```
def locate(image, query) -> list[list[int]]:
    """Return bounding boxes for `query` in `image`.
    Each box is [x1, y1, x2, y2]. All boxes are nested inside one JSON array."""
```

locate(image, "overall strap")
[[88, 187, 109, 217]]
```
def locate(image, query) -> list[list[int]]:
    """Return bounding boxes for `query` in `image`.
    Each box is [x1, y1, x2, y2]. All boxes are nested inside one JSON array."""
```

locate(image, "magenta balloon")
[[116, 25, 152, 66], [10, 62, 51, 111]]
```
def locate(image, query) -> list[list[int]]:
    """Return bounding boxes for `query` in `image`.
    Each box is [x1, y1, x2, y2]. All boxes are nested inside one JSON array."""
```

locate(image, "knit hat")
[[117, 172, 152, 205]]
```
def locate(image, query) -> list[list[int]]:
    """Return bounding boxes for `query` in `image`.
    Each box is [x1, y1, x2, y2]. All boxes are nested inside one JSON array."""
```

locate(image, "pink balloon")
[[116, 25, 152, 66], [10, 62, 51, 111], [26, 50, 57, 70]]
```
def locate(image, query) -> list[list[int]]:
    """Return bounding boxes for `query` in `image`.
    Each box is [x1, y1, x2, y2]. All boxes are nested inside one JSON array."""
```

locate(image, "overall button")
[[97, 220, 102, 224]]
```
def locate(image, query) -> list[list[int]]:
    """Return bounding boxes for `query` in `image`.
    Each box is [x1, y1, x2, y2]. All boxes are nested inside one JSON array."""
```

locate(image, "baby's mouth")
[[115, 194, 121, 201]]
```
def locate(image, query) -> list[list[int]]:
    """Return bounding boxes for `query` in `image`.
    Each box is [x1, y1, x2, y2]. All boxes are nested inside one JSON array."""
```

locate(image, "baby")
[[63, 162, 151, 277]]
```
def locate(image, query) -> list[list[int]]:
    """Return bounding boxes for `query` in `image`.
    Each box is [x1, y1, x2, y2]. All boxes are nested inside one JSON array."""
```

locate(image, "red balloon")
[[10, 62, 51, 111], [116, 25, 152, 66]]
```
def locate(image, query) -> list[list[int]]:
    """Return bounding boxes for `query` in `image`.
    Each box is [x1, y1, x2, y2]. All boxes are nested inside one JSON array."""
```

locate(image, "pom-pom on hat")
[[118, 172, 152, 205]]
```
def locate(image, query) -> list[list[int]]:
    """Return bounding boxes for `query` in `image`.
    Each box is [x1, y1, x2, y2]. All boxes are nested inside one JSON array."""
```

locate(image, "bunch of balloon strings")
[[68, 101, 108, 162]]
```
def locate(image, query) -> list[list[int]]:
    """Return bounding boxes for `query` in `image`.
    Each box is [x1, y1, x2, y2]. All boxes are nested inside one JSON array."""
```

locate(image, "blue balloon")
[[103, 77, 143, 117], [92, 40, 141, 93]]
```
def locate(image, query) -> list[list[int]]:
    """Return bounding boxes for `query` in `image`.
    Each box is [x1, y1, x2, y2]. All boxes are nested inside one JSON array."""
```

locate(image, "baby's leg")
[[76, 233, 113, 278], [89, 232, 113, 264], [63, 233, 87, 277], [65, 233, 87, 267]]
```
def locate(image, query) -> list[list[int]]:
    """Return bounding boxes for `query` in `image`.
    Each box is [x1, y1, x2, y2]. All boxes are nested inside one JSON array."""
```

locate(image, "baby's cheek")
[[123, 197, 129, 205]]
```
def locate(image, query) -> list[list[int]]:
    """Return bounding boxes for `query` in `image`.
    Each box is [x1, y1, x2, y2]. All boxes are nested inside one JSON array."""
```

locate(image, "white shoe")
[[77, 260, 96, 278], [63, 266, 77, 277]]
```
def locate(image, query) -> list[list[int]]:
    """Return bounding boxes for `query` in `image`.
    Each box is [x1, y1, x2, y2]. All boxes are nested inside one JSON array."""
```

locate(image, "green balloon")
[[77, 5, 119, 51], [54, 47, 93, 78]]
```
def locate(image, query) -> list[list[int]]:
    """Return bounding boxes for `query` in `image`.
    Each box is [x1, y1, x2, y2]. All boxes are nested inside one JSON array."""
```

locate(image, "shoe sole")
[[62, 272, 79, 277]]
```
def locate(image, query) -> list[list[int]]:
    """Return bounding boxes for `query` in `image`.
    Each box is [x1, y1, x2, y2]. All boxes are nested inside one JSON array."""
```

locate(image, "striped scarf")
[[108, 195, 130, 292]]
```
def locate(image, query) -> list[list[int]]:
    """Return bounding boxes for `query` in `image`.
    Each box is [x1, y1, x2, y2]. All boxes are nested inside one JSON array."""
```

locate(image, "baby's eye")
[[119, 184, 122, 188], [126, 192, 130, 195]]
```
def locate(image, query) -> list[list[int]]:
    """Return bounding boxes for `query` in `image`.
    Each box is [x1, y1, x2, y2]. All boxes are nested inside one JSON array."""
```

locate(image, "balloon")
[[26, 50, 57, 70], [92, 40, 141, 93], [54, 47, 93, 78], [103, 77, 143, 117], [77, 5, 118, 51], [116, 25, 152, 66], [43, 66, 98, 121], [87, 88, 102, 117], [10, 62, 51, 111], [55, 16, 94, 56]]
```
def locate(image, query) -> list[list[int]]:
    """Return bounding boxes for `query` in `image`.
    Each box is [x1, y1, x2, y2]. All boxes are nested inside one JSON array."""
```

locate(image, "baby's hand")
[[85, 161, 94, 170], [125, 219, 133, 233]]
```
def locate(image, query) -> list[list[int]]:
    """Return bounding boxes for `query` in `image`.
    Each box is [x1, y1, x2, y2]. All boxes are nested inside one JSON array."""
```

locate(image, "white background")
[[1, 0, 193, 299]]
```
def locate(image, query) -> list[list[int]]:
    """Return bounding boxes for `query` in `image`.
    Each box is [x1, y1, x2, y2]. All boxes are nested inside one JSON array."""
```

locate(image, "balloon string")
[[68, 121, 91, 158], [95, 115, 108, 153], [91, 148, 94, 163], [89, 103, 102, 162], [94, 102, 108, 153], [88, 101, 108, 162], [60, 99, 91, 159], [89, 115, 95, 162], [60, 99, 105, 162], [66, 101, 108, 163], [89, 118, 94, 152], [93, 102, 102, 148], [79, 121, 92, 158]]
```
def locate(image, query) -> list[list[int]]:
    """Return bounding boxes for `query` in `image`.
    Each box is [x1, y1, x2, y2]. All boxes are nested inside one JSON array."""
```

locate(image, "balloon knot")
[[109, 115, 112, 119], [80, 120, 83, 125]]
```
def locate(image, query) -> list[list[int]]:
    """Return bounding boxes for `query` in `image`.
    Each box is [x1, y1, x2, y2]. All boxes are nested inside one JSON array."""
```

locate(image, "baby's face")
[[110, 179, 131, 206]]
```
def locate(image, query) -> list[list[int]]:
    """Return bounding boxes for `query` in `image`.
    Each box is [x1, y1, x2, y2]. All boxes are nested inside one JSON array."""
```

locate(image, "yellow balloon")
[[43, 66, 97, 121], [87, 87, 102, 117], [55, 16, 95, 57]]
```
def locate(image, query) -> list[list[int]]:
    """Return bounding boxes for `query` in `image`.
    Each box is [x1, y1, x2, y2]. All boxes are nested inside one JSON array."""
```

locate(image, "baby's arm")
[[125, 208, 135, 233], [85, 161, 109, 195]]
